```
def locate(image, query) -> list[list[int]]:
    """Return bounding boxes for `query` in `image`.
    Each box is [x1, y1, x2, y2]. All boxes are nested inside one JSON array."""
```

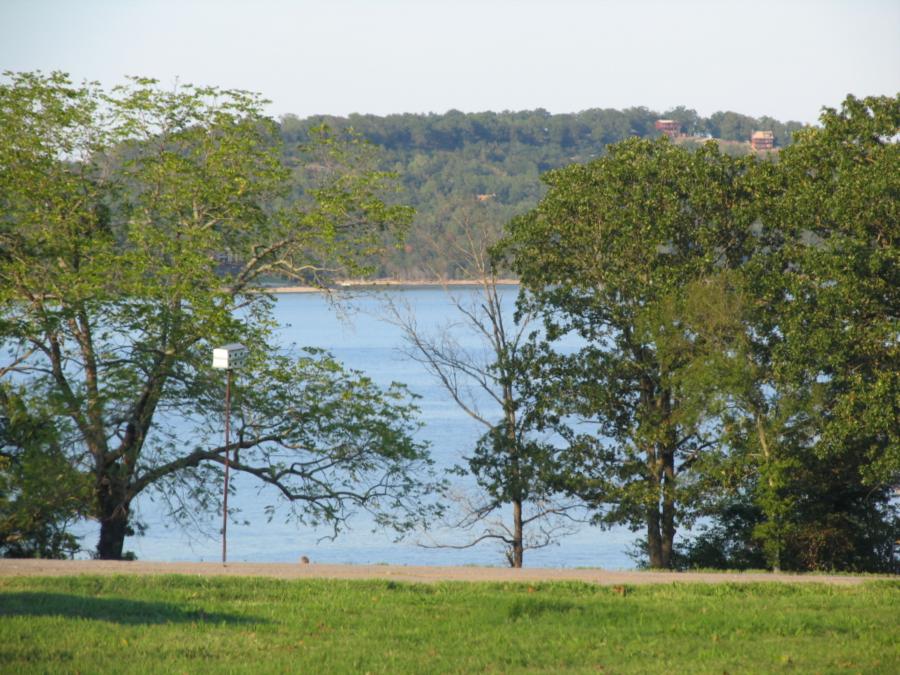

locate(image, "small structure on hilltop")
[[751, 130, 775, 151], [655, 119, 682, 138]]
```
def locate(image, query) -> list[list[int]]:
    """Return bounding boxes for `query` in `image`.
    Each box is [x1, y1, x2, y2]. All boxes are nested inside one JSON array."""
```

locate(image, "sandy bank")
[[259, 279, 519, 293]]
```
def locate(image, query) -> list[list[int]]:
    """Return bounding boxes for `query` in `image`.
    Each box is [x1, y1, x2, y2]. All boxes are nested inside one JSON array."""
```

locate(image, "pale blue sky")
[[2, 0, 898, 123]]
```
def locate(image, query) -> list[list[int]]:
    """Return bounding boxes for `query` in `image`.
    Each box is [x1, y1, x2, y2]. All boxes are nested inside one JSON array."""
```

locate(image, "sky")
[[1, 0, 898, 124]]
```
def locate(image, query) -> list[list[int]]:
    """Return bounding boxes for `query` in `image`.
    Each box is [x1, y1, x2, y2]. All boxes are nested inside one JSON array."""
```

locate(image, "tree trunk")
[[646, 500, 664, 568], [661, 449, 676, 569], [96, 479, 131, 560], [505, 400, 524, 569], [512, 498, 524, 568], [645, 452, 677, 568], [97, 511, 130, 560]]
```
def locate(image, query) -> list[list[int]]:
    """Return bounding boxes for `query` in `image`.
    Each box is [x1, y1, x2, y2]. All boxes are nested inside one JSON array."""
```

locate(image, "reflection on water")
[[74, 288, 638, 568]]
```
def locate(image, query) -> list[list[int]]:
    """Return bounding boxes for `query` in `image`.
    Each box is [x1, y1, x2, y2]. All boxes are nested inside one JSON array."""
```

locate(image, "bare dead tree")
[[381, 202, 580, 567]]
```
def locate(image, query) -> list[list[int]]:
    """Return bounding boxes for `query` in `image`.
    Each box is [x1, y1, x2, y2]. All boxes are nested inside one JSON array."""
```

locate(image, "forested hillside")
[[279, 107, 804, 279]]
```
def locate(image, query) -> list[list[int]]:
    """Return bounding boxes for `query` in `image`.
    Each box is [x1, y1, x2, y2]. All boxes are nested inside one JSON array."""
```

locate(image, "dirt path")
[[0, 559, 887, 585]]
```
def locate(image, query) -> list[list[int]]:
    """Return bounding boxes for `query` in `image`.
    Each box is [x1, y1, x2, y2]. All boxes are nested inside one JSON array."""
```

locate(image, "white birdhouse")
[[212, 343, 248, 370]]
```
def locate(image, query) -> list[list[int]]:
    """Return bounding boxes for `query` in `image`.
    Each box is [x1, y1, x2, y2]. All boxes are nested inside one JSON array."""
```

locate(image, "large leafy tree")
[[752, 94, 899, 486], [505, 138, 755, 568], [531, 95, 898, 573], [653, 270, 896, 572], [722, 94, 899, 571], [0, 71, 437, 559]]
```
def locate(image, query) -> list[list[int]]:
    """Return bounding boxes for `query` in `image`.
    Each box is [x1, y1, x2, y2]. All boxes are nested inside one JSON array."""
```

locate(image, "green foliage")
[[729, 94, 899, 571], [753, 94, 900, 486], [668, 95, 900, 573], [505, 94, 898, 572], [675, 496, 769, 571], [0, 71, 433, 559], [505, 138, 756, 568], [0, 386, 92, 558], [1, 576, 897, 673]]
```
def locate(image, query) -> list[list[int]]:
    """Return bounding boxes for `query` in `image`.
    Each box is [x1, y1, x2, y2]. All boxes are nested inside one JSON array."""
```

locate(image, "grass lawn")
[[1, 575, 897, 673]]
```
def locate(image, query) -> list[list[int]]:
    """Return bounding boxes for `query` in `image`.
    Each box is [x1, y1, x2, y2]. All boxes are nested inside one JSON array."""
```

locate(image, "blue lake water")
[[76, 287, 638, 568]]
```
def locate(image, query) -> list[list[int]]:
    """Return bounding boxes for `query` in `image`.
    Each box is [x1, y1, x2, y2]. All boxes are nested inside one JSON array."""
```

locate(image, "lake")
[[75, 287, 638, 568]]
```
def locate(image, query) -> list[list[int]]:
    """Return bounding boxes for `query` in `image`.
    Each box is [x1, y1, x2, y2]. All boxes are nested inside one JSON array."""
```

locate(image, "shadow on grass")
[[0, 592, 265, 626], [507, 598, 584, 621]]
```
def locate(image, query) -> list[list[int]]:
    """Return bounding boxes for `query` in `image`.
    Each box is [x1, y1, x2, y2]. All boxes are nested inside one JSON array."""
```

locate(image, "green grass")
[[1, 576, 897, 673]]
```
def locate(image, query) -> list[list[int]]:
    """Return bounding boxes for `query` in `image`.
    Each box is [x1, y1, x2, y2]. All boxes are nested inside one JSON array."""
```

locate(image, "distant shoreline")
[[259, 279, 520, 294]]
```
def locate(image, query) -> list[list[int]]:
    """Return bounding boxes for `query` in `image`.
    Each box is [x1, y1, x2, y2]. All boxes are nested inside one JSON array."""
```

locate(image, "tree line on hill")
[[279, 106, 805, 280], [0, 71, 895, 572]]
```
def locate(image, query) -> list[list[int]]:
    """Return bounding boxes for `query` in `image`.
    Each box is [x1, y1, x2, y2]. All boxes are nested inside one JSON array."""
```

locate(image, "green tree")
[[664, 271, 897, 572], [753, 94, 899, 486], [0, 384, 92, 558], [0, 71, 437, 559], [708, 111, 757, 142], [735, 94, 899, 570], [661, 106, 703, 136], [505, 138, 756, 568], [635, 95, 899, 572]]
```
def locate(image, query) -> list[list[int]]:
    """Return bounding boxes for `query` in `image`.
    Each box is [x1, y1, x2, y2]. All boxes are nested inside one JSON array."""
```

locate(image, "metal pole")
[[222, 368, 232, 565]]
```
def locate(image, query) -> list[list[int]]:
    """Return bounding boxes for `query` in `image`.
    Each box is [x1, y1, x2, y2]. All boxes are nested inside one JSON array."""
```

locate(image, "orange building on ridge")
[[654, 119, 682, 138], [751, 130, 775, 151]]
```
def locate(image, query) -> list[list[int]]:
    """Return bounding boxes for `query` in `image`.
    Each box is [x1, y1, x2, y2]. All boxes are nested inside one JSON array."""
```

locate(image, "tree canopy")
[[505, 138, 757, 568], [2, 68, 893, 572], [0, 71, 437, 559], [503, 94, 898, 571]]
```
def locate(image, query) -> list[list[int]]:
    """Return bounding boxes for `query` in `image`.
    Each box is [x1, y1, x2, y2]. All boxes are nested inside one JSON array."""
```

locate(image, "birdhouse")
[[212, 343, 248, 370]]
